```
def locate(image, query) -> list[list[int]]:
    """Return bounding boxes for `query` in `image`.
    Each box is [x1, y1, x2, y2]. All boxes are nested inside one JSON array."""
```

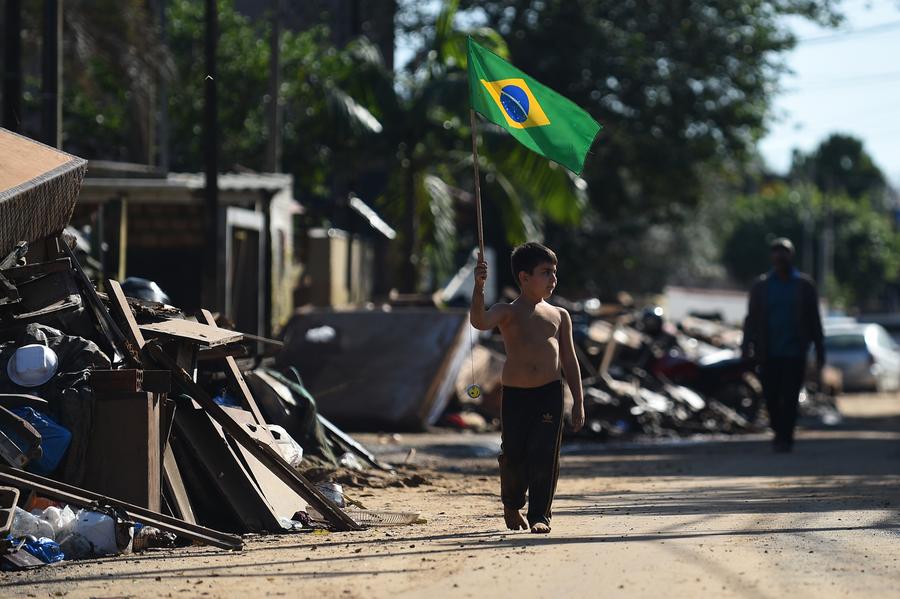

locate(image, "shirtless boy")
[[470, 242, 584, 534]]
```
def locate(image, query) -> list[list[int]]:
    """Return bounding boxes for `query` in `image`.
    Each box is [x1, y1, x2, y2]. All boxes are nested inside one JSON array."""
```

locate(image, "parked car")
[[823, 323, 900, 392]]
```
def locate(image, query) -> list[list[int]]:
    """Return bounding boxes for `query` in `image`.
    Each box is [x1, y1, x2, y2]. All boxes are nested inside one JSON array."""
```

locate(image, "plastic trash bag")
[[21, 537, 65, 564], [59, 510, 122, 558], [11, 507, 54, 539], [37, 505, 77, 538], [268, 424, 304, 469], [339, 452, 366, 471], [8, 407, 72, 474]]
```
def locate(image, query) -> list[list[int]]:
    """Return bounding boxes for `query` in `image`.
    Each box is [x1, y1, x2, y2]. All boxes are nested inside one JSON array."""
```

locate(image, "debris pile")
[[0, 129, 398, 571], [447, 297, 841, 439]]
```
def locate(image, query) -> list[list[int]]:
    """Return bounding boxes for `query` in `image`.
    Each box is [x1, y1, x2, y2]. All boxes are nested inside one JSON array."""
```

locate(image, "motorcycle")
[[641, 342, 763, 425]]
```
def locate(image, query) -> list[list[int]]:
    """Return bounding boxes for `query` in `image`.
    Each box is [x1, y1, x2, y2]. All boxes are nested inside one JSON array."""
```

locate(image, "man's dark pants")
[[498, 380, 564, 527], [760, 357, 806, 446]]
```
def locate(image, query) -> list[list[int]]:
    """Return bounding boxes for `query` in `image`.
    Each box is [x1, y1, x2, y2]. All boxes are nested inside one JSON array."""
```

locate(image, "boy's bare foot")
[[503, 506, 528, 530], [530, 522, 551, 534]]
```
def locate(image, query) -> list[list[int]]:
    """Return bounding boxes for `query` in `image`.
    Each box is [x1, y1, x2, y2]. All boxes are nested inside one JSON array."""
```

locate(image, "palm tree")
[[339, 0, 588, 291]]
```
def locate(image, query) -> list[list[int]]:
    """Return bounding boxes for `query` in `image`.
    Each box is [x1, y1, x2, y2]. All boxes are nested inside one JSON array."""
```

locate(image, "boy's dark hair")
[[510, 242, 557, 286]]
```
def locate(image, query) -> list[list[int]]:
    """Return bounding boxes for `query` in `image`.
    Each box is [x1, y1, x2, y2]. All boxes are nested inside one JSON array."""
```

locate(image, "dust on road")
[[3, 394, 898, 599]]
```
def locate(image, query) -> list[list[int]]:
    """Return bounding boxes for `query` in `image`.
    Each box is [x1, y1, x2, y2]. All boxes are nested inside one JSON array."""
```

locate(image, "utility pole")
[[266, 0, 282, 173], [2, 0, 23, 131], [154, 0, 170, 171], [41, 0, 63, 148], [202, 0, 219, 309]]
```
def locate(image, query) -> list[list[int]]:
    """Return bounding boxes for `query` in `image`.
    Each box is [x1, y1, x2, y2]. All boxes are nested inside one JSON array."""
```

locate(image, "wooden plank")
[[82, 392, 161, 511], [172, 404, 281, 532], [0, 466, 242, 550], [162, 446, 196, 524], [60, 241, 134, 363], [89, 370, 171, 394], [144, 341, 361, 531], [1, 258, 70, 281], [220, 407, 308, 520], [140, 319, 242, 347], [197, 343, 249, 361], [198, 309, 266, 426], [107, 279, 146, 353]]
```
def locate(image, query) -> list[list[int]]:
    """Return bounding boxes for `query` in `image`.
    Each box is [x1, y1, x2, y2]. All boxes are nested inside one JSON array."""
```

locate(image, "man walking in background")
[[742, 238, 826, 453]]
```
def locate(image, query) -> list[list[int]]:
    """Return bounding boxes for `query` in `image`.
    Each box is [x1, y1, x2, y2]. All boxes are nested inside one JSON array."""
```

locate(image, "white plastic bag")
[[38, 505, 78, 538], [59, 510, 119, 558], [339, 452, 366, 471], [10, 507, 54, 539], [268, 424, 304, 469]]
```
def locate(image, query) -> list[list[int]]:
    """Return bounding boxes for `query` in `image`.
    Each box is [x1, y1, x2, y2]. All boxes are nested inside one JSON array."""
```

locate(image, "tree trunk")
[[41, 0, 63, 148], [2, 0, 23, 131], [401, 165, 418, 293]]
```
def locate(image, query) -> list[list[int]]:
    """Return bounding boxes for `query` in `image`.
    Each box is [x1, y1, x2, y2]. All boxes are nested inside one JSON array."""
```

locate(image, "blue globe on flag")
[[499, 85, 530, 123]]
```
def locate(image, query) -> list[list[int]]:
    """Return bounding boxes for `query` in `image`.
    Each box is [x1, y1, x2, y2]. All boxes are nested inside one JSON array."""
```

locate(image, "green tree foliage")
[[789, 133, 886, 200], [721, 183, 900, 309], [55, 0, 172, 161], [166, 0, 384, 192], [450, 0, 842, 292]]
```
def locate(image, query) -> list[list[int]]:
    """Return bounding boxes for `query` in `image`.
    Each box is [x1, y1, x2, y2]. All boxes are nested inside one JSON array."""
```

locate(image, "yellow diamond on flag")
[[479, 78, 551, 129]]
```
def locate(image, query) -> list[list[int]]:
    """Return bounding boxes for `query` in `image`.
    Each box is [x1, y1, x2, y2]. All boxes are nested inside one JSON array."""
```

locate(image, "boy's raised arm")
[[470, 259, 509, 330], [559, 308, 585, 432]]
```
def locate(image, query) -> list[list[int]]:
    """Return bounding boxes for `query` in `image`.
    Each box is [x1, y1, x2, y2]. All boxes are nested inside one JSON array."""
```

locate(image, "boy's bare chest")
[[504, 307, 560, 342]]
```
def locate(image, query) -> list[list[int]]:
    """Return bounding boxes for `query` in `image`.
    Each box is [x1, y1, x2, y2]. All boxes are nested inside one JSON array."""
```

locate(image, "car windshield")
[[825, 333, 866, 351]]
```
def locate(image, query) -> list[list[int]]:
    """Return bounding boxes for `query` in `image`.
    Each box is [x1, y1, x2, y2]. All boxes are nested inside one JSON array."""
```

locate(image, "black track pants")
[[499, 380, 564, 527]]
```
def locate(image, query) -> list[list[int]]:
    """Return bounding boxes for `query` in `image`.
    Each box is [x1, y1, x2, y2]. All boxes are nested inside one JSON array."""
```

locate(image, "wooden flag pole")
[[466, 108, 485, 403], [469, 108, 485, 259]]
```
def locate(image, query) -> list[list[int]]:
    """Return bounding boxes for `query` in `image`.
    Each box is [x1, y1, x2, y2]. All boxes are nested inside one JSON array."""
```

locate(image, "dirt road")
[[3, 394, 898, 598]]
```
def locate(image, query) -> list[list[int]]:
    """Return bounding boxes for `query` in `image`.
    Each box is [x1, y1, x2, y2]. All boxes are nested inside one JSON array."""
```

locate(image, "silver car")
[[824, 323, 900, 392]]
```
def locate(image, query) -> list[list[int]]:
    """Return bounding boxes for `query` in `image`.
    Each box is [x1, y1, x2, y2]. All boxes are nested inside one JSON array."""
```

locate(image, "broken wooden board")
[[107, 278, 147, 363], [198, 309, 266, 426], [221, 406, 308, 521], [144, 341, 360, 531], [162, 446, 196, 524], [140, 319, 243, 347], [170, 403, 282, 533]]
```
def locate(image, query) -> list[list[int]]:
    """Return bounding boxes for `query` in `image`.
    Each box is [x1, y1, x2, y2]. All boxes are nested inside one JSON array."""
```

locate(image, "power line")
[[798, 19, 900, 45], [781, 69, 900, 93]]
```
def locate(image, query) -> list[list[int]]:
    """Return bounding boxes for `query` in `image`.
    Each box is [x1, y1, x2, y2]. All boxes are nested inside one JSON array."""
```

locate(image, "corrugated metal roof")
[[80, 172, 299, 208], [167, 172, 293, 191]]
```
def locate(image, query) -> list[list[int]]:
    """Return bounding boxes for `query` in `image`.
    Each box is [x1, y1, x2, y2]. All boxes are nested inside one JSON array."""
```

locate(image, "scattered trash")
[[0, 486, 18, 536], [316, 483, 345, 508], [338, 452, 366, 471], [19, 536, 65, 564], [7, 407, 71, 474], [269, 425, 304, 469], [11, 505, 132, 559], [344, 509, 422, 527], [131, 524, 176, 551], [60, 509, 132, 559]]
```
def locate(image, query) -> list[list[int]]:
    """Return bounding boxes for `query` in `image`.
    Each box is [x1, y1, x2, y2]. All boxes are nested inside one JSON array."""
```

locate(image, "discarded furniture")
[[0, 128, 87, 259]]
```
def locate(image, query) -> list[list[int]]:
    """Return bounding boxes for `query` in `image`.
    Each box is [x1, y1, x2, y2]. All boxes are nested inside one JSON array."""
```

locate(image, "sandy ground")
[[2, 393, 898, 599]]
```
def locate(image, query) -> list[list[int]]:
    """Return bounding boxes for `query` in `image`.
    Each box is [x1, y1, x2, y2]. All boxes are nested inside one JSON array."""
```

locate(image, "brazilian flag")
[[467, 37, 602, 175]]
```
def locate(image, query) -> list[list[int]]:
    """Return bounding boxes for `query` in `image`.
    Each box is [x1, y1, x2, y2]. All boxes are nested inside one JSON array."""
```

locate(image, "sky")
[[759, 0, 900, 184], [396, 1, 900, 185]]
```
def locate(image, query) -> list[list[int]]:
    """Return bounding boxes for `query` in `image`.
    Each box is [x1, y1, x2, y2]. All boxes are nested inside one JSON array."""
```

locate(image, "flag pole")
[[469, 108, 485, 260]]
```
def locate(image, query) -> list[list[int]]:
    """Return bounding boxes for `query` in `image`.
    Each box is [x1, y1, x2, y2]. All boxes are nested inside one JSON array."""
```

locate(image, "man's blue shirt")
[[766, 269, 802, 358]]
